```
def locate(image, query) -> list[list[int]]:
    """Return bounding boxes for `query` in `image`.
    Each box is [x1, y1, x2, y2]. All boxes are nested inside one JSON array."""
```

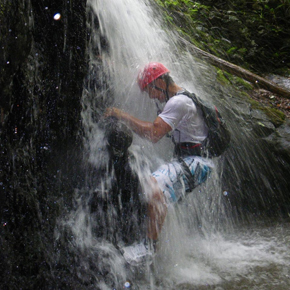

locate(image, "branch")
[[178, 37, 290, 99]]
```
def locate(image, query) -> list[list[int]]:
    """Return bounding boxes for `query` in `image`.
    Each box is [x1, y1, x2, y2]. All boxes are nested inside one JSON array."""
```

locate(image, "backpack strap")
[[178, 156, 201, 192], [176, 90, 199, 105], [178, 157, 195, 192]]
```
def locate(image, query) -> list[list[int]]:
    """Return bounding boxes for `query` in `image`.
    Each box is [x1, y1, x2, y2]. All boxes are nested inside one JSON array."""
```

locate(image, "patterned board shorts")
[[151, 156, 213, 204]]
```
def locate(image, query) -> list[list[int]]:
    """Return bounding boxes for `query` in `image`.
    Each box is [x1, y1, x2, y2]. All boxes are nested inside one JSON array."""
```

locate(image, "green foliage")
[[161, 0, 210, 10], [227, 47, 238, 55], [153, 0, 290, 74], [247, 97, 286, 126], [216, 69, 231, 85]]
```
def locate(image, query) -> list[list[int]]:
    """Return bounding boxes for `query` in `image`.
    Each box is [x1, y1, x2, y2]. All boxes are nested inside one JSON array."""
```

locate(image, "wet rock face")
[[220, 89, 290, 218], [0, 2, 32, 106], [0, 1, 87, 288], [1, 0, 87, 142]]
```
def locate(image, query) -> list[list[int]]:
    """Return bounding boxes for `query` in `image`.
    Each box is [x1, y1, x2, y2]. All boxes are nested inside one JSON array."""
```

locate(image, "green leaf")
[[227, 47, 238, 54]]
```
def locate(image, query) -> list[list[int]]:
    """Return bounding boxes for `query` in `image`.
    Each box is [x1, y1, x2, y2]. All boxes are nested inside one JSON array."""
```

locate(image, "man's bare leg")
[[147, 177, 167, 241]]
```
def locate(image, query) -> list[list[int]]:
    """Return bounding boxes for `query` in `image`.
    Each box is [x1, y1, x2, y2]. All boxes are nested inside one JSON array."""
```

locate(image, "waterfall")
[[55, 0, 290, 289]]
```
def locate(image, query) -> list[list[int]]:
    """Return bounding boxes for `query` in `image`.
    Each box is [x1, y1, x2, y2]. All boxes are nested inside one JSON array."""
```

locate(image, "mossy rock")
[[247, 96, 285, 127]]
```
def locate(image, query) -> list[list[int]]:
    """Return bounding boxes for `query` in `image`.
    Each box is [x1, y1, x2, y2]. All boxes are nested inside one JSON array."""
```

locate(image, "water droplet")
[[54, 13, 61, 20], [223, 191, 228, 196], [124, 280, 131, 288]]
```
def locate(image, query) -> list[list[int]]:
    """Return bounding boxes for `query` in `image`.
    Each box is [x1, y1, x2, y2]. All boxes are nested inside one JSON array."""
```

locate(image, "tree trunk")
[[178, 37, 290, 99]]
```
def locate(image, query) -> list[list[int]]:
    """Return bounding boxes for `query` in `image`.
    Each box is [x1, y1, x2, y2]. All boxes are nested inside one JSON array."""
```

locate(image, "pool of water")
[[147, 218, 290, 290]]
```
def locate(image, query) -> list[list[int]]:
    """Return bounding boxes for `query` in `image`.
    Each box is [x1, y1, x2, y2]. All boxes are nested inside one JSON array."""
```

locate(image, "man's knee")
[[149, 176, 165, 203]]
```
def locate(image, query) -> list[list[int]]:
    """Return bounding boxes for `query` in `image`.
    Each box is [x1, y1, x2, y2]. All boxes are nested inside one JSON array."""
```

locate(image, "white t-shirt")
[[158, 93, 208, 143]]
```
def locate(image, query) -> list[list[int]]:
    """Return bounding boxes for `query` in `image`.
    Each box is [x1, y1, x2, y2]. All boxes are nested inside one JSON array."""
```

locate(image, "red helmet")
[[137, 62, 170, 91]]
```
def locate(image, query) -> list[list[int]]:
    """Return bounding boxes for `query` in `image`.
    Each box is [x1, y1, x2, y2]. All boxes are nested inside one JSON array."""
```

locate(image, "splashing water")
[[56, 0, 290, 289]]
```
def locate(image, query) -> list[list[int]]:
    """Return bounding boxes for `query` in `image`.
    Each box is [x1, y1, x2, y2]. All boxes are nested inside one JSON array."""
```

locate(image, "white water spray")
[[57, 0, 290, 289]]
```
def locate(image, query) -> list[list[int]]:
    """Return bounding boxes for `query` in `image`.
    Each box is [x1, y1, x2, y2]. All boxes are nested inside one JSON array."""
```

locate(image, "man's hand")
[[104, 107, 123, 119], [103, 107, 171, 143]]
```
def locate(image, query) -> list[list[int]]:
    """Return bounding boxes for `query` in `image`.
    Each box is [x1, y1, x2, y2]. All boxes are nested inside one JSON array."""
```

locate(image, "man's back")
[[158, 93, 208, 144]]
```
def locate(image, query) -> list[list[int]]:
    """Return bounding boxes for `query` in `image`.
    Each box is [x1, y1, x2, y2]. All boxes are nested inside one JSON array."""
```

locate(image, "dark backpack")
[[178, 90, 231, 157]]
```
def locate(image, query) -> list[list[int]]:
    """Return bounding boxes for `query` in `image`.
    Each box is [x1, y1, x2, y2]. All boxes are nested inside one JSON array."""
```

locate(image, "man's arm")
[[104, 107, 172, 143]]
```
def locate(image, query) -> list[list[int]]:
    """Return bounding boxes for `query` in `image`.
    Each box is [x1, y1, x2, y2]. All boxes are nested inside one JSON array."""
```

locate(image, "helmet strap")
[[155, 101, 162, 115], [165, 78, 170, 102], [149, 80, 170, 102]]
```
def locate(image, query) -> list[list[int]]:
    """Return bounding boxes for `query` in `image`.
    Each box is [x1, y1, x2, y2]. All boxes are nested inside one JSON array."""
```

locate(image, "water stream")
[[57, 0, 290, 289]]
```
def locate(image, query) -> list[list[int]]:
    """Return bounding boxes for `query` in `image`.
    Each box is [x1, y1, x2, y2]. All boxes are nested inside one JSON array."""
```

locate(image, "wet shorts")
[[151, 156, 213, 204]]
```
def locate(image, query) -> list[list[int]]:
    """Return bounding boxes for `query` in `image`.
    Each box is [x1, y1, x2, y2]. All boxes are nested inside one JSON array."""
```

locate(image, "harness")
[[174, 142, 202, 158]]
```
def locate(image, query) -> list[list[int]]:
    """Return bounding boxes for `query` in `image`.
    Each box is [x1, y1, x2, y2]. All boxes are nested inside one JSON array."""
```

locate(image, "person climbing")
[[104, 62, 214, 243]]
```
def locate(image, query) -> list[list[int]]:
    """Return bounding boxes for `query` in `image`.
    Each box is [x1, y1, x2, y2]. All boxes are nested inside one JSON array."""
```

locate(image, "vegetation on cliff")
[[153, 0, 290, 75]]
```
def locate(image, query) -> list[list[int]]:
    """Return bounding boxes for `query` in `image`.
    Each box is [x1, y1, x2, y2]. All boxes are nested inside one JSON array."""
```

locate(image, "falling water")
[[56, 0, 290, 289]]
